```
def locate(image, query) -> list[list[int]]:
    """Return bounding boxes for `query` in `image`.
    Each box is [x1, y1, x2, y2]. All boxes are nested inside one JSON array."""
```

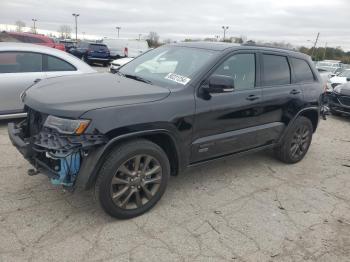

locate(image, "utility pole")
[[222, 26, 229, 41], [116, 26, 121, 38], [138, 34, 141, 40], [311, 32, 320, 61], [72, 13, 79, 41], [32, 18, 37, 34], [323, 42, 327, 60]]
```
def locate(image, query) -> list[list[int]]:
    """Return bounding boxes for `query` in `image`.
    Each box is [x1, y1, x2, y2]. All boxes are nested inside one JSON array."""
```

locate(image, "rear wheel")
[[275, 116, 313, 164], [95, 139, 170, 219]]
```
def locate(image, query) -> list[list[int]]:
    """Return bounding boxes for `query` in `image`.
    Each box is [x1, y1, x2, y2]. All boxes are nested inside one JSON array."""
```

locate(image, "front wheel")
[[274, 116, 313, 164], [95, 139, 170, 219]]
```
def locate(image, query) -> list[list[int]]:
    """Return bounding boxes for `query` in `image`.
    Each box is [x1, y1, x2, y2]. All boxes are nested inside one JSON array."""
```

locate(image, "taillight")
[[124, 47, 128, 57]]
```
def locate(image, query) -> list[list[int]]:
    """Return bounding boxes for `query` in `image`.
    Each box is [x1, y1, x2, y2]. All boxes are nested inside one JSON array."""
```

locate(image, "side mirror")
[[204, 75, 235, 94]]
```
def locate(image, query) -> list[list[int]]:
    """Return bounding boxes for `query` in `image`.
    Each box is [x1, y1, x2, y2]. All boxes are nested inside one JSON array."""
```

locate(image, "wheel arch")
[[78, 129, 181, 190], [278, 107, 319, 144]]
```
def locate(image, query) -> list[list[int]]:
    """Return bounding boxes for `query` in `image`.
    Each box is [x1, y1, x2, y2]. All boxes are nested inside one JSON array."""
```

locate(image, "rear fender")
[[277, 107, 319, 144]]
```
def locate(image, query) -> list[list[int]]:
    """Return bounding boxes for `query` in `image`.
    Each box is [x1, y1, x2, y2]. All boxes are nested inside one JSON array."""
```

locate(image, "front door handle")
[[290, 89, 301, 95], [246, 95, 260, 101]]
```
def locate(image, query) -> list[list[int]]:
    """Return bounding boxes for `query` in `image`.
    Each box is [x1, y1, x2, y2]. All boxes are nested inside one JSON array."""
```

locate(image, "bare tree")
[[147, 31, 160, 47], [58, 25, 72, 39], [15, 20, 26, 32]]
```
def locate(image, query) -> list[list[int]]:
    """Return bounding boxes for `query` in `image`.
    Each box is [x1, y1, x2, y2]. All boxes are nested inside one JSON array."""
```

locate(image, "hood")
[[334, 82, 350, 96], [24, 73, 170, 118], [330, 76, 347, 84]]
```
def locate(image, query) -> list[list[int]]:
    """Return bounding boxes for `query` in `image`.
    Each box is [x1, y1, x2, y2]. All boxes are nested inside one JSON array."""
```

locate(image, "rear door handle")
[[246, 95, 260, 101], [290, 89, 301, 95]]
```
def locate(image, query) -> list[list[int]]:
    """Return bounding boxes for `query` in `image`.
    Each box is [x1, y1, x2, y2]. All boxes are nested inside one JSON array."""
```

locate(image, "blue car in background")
[[69, 42, 110, 66]]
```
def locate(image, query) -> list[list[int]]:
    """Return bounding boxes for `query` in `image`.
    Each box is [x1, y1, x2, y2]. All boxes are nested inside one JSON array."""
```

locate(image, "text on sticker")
[[165, 73, 191, 85]]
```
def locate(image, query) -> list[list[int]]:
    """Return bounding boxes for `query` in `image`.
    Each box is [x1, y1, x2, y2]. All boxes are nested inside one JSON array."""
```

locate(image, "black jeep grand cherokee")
[[9, 42, 323, 219]]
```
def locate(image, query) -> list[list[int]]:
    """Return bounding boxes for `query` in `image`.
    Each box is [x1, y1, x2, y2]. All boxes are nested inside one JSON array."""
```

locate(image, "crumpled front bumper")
[[8, 121, 107, 187], [8, 123, 32, 158]]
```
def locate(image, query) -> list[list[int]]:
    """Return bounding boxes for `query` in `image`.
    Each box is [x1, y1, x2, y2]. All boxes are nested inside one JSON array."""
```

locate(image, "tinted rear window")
[[291, 58, 315, 83], [262, 54, 291, 86], [90, 44, 108, 52], [45, 55, 76, 72], [0, 52, 42, 73]]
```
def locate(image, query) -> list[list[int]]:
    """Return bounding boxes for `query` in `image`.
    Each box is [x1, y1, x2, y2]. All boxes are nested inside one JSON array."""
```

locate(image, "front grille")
[[338, 96, 350, 106], [27, 108, 47, 136]]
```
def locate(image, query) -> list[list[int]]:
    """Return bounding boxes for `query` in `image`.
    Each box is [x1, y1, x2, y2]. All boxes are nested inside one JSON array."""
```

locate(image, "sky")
[[1, 0, 350, 50]]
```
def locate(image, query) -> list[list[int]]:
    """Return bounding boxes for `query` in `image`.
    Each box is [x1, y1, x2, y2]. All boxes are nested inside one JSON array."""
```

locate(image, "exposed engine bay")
[[14, 108, 107, 188]]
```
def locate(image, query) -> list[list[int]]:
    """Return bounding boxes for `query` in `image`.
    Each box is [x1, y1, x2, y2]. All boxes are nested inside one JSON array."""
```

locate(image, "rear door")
[[259, 52, 304, 133], [0, 51, 45, 114]]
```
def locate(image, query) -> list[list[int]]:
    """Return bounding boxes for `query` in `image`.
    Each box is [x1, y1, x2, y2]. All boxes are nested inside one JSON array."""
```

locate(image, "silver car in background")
[[0, 43, 95, 119]]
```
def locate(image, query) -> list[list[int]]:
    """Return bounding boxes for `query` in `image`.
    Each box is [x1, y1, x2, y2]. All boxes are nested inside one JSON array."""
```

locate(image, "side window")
[[262, 54, 290, 86], [212, 53, 255, 90], [291, 58, 315, 83], [0, 52, 42, 73], [45, 55, 76, 72]]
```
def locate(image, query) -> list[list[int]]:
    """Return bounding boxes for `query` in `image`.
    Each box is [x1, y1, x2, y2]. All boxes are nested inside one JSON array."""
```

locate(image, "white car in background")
[[0, 43, 95, 119], [326, 69, 350, 92], [109, 57, 134, 73], [103, 39, 149, 59]]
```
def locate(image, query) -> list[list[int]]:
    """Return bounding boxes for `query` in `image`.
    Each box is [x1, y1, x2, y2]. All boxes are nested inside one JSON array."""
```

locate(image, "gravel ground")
[[0, 114, 349, 262]]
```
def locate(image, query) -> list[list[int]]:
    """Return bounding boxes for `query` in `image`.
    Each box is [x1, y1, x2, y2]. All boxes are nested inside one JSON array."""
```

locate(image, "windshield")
[[119, 46, 216, 87], [338, 70, 350, 77]]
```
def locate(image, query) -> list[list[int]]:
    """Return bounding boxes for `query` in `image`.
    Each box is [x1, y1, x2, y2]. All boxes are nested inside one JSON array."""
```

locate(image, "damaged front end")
[[8, 108, 107, 189]]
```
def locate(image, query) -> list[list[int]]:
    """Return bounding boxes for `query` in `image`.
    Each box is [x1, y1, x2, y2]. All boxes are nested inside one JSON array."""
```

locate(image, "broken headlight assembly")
[[44, 115, 90, 135]]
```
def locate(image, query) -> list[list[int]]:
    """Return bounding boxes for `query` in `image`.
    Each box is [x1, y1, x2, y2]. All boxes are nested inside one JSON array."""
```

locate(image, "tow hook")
[[27, 169, 39, 176]]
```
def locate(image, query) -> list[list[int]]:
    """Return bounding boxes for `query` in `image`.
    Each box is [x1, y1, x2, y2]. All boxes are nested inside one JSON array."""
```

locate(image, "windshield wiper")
[[124, 74, 153, 85]]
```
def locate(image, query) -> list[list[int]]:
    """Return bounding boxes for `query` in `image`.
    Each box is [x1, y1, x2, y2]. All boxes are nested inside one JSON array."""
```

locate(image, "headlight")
[[44, 115, 90, 135]]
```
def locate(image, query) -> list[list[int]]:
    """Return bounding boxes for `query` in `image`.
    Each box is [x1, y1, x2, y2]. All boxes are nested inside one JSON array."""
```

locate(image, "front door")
[[191, 52, 265, 163]]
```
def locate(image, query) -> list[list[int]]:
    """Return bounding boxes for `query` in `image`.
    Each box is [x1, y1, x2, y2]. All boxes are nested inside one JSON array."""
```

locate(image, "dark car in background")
[[8, 42, 323, 219], [0, 31, 65, 51], [328, 82, 350, 116], [69, 42, 110, 66], [58, 39, 77, 52]]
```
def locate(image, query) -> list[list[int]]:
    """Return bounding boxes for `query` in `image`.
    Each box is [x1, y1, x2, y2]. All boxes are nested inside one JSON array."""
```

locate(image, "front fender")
[[75, 129, 181, 190]]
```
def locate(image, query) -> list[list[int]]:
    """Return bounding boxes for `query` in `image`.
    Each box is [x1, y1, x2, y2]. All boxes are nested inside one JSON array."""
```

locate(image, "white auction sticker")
[[165, 73, 191, 85]]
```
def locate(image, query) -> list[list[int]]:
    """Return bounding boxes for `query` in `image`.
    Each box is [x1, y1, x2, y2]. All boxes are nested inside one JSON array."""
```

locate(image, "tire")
[[82, 55, 91, 65], [274, 116, 313, 164], [95, 139, 170, 219]]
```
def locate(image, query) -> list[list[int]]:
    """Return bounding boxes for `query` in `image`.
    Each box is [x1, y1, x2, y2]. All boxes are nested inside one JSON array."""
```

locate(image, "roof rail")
[[242, 43, 298, 52]]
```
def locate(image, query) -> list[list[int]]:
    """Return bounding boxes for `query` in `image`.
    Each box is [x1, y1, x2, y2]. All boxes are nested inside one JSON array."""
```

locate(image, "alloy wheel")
[[110, 154, 162, 210], [290, 125, 311, 159]]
